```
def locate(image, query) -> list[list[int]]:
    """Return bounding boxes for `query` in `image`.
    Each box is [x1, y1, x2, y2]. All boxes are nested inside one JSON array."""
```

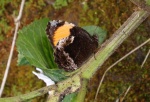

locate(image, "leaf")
[[16, 18, 68, 82], [16, 18, 58, 70], [62, 92, 77, 102], [82, 25, 107, 44], [43, 69, 67, 82], [17, 52, 30, 66]]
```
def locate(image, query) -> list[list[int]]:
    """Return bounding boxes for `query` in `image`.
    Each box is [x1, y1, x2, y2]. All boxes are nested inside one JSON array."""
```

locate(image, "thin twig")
[[141, 49, 150, 68], [94, 38, 150, 101], [15, 0, 25, 23], [0, 0, 25, 97], [130, 0, 150, 12], [120, 85, 132, 102]]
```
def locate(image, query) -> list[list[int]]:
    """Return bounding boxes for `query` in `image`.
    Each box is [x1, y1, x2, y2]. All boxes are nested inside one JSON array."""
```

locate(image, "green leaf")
[[16, 18, 68, 82], [43, 69, 67, 82], [16, 18, 58, 70], [17, 52, 30, 66], [62, 92, 77, 102], [82, 25, 107, 44]]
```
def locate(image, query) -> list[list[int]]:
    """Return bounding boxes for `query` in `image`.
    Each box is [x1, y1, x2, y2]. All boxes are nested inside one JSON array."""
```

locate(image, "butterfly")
[[46, 20, 98, 71]]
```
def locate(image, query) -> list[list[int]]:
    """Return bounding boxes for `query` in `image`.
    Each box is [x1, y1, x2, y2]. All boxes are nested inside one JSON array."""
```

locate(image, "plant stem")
[[76, 79, 88, 102], [81, 10, 149, 79], [0, 85, 56, 102], [76, 9, 149, 102]]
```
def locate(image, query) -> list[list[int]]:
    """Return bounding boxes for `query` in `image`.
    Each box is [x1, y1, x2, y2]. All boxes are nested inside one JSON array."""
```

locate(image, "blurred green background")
[[0, 0, 150, 102]]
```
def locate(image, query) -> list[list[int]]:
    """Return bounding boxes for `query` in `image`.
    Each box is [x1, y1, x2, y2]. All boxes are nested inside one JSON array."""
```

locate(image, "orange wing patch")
[[53, 24, 74, 46]]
